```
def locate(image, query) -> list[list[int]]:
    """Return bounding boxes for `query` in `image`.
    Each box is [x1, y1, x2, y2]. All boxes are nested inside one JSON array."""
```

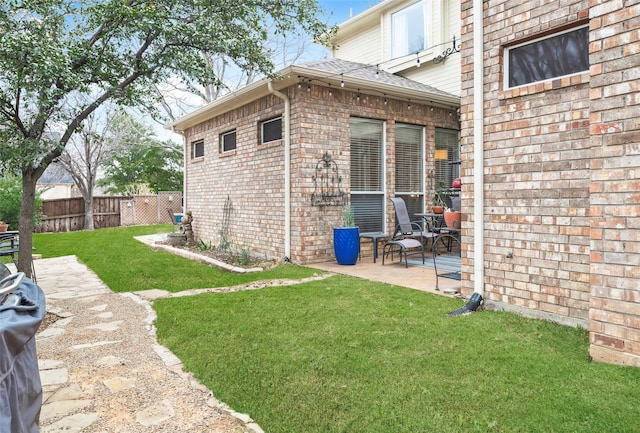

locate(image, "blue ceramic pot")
[[333, 227, 360, 265]]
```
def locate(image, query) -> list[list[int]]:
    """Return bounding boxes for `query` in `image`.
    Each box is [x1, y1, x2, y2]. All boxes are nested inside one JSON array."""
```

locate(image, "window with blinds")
[[395, 123, 424, 217], [350, 117, 384, 233]]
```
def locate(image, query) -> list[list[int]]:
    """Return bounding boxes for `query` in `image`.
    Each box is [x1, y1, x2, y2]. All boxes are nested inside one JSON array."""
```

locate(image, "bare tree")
[[56, 111, 115, 230], [154, 25, 325, 120]]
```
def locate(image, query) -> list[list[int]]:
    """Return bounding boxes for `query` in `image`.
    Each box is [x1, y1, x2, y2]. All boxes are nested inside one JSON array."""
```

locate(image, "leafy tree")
[[97, 111, 182, 195], [0, 0, 332, 277], [98, 141, 182, 195], [140, 141, 183, 193], [155, 25, 322, 120]]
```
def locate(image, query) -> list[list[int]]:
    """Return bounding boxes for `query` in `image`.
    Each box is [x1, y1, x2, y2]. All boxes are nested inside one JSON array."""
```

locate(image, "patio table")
[[359, 232, 390, 263], [414, 212, 444, 231]]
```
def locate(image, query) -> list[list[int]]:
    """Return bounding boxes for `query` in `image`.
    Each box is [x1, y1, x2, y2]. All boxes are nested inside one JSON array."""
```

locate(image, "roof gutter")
[[267, 81, 291, 261]]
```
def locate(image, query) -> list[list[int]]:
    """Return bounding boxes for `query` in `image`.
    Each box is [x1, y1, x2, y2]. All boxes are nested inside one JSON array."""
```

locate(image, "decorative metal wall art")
[[311, 152, 345, 206], [433, 36, 461, 64]]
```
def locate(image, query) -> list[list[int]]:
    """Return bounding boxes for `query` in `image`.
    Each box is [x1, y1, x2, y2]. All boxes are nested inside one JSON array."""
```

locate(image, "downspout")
[[267, 81, 291, 261], [472, 0, 485, 299], [448, 0, 485, 316]]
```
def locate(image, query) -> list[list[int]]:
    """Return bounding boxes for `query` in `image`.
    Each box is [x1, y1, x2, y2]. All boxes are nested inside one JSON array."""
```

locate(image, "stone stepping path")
[[34, 255, 261, 433]]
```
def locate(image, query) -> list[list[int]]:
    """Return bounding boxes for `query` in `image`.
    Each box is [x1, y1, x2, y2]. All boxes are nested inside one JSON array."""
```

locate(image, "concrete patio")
[[310, 253, 463, 298]]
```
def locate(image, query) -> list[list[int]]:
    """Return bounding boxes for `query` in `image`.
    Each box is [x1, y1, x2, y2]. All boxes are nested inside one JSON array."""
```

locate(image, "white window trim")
[[220, 130, 236, 153], [503, 24, 589, 90], [260, 116, 282, 144], [386, 0, 440, 66], [349, 118, 387, 233], [191, 139, 204, 159]]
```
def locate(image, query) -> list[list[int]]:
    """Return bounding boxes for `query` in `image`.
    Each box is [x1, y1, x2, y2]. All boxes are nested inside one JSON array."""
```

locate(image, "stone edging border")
[[150, 242, 264, 273], [123, 293, 267, 433]]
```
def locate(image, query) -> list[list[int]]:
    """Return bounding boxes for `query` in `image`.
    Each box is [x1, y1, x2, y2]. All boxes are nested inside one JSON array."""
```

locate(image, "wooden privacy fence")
[[36, 196, 129, 233], [36, 192, 183, 233]]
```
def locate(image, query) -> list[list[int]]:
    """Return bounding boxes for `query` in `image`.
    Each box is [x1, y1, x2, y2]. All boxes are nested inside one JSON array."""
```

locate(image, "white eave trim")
[[166, 64, 459, 132]]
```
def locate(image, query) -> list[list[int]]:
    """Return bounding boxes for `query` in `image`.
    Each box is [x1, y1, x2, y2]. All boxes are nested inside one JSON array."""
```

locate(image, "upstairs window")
[[260, 116, 282, 144], [220, 129, 237, 153], [191, 139, 204, 159], [505, 26, 589, 88], [391, 0, 428, 58]]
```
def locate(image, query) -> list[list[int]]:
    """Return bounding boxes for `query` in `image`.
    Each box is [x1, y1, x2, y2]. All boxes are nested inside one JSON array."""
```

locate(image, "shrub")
[[0, 174, 43, 230]]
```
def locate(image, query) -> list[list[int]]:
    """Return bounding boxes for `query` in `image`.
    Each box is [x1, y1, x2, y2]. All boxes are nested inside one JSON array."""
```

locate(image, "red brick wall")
[[183, 84, 458, 263], [588, 1, 640, 366], [461, 0, 640, 366]]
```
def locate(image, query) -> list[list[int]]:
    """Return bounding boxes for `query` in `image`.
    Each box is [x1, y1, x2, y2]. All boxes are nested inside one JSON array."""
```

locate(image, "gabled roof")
[[167, 58, 459, 132]]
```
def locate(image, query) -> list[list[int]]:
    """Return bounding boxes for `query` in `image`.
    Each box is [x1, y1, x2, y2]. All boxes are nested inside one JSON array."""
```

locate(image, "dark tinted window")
[[261, 117, 282, 143], [192, 140, 204, 158], [508, 26, 589, 88], [220, 130, 236, 152]]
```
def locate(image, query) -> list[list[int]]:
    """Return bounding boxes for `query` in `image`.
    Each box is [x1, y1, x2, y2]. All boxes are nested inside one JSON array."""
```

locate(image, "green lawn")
[[33, 225, 318, 292], [34, 226, 640, 433], [154, 279, 640, 433]]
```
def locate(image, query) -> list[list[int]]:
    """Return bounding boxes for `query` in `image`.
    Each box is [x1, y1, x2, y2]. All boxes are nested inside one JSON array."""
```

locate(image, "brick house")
[[169, 0, 640, 367], [460, 0, 640, 365], [168, 58, 459, 263]]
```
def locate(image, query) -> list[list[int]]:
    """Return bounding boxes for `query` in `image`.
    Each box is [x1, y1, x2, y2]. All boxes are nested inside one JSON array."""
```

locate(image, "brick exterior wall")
[[183, 84, 458, 263], [461, 0, 640, 366], [588, 1, 640, 366]]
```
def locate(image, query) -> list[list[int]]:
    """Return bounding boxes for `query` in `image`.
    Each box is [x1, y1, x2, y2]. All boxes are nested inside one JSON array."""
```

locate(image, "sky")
[[318, 0, 384, 24]]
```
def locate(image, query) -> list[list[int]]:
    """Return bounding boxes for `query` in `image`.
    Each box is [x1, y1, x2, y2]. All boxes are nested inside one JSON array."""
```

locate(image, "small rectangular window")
[[505, 26, 589, 88], [220, 130, 237, 153], [260, 117, 282, 144], [191, 139, 204, 159]]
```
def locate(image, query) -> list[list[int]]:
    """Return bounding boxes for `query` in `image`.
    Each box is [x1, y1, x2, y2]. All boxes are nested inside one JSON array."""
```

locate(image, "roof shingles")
[[297, 58, 456, 98]]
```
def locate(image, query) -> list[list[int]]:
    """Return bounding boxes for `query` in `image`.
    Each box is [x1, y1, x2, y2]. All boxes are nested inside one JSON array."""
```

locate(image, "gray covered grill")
[[0, 263, 45, 433]]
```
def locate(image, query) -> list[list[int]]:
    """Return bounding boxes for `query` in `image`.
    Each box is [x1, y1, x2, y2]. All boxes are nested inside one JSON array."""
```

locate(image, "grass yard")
[[33, 225, 318, 292], [155, 278, 640, 433], [32, 225, 640, 432]]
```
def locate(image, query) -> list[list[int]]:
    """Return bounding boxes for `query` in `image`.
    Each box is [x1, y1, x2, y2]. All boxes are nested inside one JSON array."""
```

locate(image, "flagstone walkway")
[[34, 255, 259, 433]]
